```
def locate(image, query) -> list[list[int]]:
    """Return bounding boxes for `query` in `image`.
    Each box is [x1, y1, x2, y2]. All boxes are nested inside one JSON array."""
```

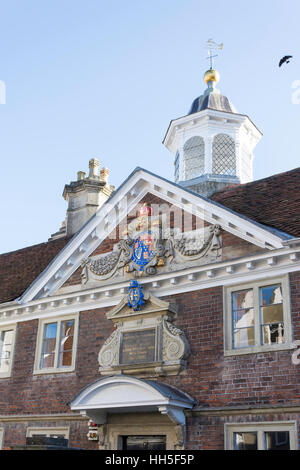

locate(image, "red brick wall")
[[186, 413, 300, 450], [1, 274, 300, 449], [3, 419, 98, 450], [0, 308, 114, 416], [158, 286, 300, 408]]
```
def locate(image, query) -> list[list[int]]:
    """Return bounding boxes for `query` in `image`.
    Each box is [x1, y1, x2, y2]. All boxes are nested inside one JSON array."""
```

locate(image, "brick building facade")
[[0, 68, 300, 451]]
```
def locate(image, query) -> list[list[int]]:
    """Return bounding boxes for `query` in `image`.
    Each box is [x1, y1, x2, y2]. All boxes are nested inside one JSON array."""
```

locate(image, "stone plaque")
[[120, 329, 156, 365]]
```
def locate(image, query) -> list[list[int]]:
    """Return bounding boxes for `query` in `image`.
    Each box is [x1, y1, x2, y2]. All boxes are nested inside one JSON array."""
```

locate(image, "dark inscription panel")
[[120, 329, 156, 365]]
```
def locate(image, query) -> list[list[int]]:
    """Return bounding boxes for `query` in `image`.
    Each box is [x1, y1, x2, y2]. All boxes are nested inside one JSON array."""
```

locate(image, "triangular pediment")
[[18, 167, 291, 304]]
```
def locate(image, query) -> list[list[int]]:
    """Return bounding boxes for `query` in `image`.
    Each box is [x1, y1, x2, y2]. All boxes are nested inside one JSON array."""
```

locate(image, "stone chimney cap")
[[100, 167, 109, 183], [89, 158, 100, 178], [89, 158, 100, 168], [77, 171, 86, 181]]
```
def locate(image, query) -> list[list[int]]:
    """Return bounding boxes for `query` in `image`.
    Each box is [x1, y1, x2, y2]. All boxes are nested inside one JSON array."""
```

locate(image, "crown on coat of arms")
[[138, 203, 152, 217]]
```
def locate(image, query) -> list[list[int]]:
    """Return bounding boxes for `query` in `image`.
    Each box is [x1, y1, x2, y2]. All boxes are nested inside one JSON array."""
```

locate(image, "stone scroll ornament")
[[98, 282, 191, 377], [81, 204, 222, 281]]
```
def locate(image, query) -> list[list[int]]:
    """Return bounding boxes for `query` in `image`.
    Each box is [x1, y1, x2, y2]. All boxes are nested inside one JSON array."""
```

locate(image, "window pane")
[[264, 432, 290, 450], [260, 284, 284, 345], [212, 134, 236, 176], [58, 320, 74, 367], [183, 136, 205, 179], [0, 330, 13, 373], [40, 323, 57, 368], [233, 307, 254, 329], [260, 285, 282, 306], [261, 304, 284, 324], [232, 289, 254, 311], [262, 324, 284, 345], [233, 432, 257, 450], [234, 327, 255, 348], [232, 289, 254, 331], [232, 289, 254, 348]]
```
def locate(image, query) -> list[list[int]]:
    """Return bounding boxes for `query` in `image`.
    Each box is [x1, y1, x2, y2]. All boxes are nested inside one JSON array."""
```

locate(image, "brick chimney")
[[49, 159, 114, 239]]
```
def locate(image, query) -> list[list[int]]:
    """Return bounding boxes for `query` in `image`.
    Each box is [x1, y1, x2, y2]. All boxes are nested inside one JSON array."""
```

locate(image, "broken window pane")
[[233, 432, 257, 450]]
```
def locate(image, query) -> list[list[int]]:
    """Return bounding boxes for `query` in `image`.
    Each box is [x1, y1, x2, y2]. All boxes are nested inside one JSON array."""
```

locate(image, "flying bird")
[[279, 55, 293, 67]]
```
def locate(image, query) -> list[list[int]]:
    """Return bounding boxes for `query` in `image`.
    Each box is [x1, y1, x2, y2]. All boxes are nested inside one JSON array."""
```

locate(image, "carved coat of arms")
[[81, 203, 222, 283], [127, 280, 144, 311]]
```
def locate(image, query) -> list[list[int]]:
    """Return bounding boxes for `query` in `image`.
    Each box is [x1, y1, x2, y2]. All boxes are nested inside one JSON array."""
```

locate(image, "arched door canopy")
[[70, 375, 196, 426]]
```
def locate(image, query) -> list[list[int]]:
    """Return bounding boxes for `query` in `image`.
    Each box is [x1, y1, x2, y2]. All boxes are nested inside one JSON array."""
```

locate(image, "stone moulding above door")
[[98, 289, 190, 377]]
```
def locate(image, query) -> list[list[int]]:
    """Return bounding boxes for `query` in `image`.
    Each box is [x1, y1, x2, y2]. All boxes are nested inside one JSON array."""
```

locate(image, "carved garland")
[[82, 223, 222, 282]]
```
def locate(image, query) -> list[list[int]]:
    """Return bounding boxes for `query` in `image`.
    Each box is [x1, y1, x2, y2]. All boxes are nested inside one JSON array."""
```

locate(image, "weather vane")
[[206, 39, 223, 69]]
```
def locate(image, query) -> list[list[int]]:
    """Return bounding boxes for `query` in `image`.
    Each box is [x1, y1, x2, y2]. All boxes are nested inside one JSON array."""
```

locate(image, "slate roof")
[[0, 236, 71, 304]]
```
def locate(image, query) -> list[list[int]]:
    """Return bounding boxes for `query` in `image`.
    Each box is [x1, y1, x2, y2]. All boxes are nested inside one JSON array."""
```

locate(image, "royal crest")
[[81, 202, 222, 283], [131, 231, 155, 271], [127, 280, 144, 311]]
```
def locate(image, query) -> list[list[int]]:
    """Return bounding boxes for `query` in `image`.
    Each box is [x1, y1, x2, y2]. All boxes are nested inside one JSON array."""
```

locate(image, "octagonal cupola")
[[163, 68, 262, 197]]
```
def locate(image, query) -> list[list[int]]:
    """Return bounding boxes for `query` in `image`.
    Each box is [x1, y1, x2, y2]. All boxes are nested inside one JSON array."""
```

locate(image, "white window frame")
[[225, 421, 297, 450], [224, 276, 293, 356], [26, 427, 69, 440], [34, 313, 78, 375], [0, 324, 17, 378]]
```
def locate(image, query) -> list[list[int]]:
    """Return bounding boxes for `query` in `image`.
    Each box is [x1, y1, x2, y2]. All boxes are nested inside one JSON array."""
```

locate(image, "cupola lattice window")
[[183, 136, 205, 180], [212, 134, 236, 176]]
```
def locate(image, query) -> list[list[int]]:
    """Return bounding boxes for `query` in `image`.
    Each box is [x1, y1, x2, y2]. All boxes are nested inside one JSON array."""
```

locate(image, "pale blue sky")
[[0, 0, 299, 253]]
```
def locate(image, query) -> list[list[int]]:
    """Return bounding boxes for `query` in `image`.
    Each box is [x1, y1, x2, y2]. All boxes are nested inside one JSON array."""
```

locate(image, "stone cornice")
[[188, 403, 300, 416], [1, 403, 300, 422], [0, 413, 86, 423]]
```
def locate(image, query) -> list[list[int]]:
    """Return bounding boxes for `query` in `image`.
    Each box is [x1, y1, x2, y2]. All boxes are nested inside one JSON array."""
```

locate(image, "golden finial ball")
[[204, 69, 220, 85]]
